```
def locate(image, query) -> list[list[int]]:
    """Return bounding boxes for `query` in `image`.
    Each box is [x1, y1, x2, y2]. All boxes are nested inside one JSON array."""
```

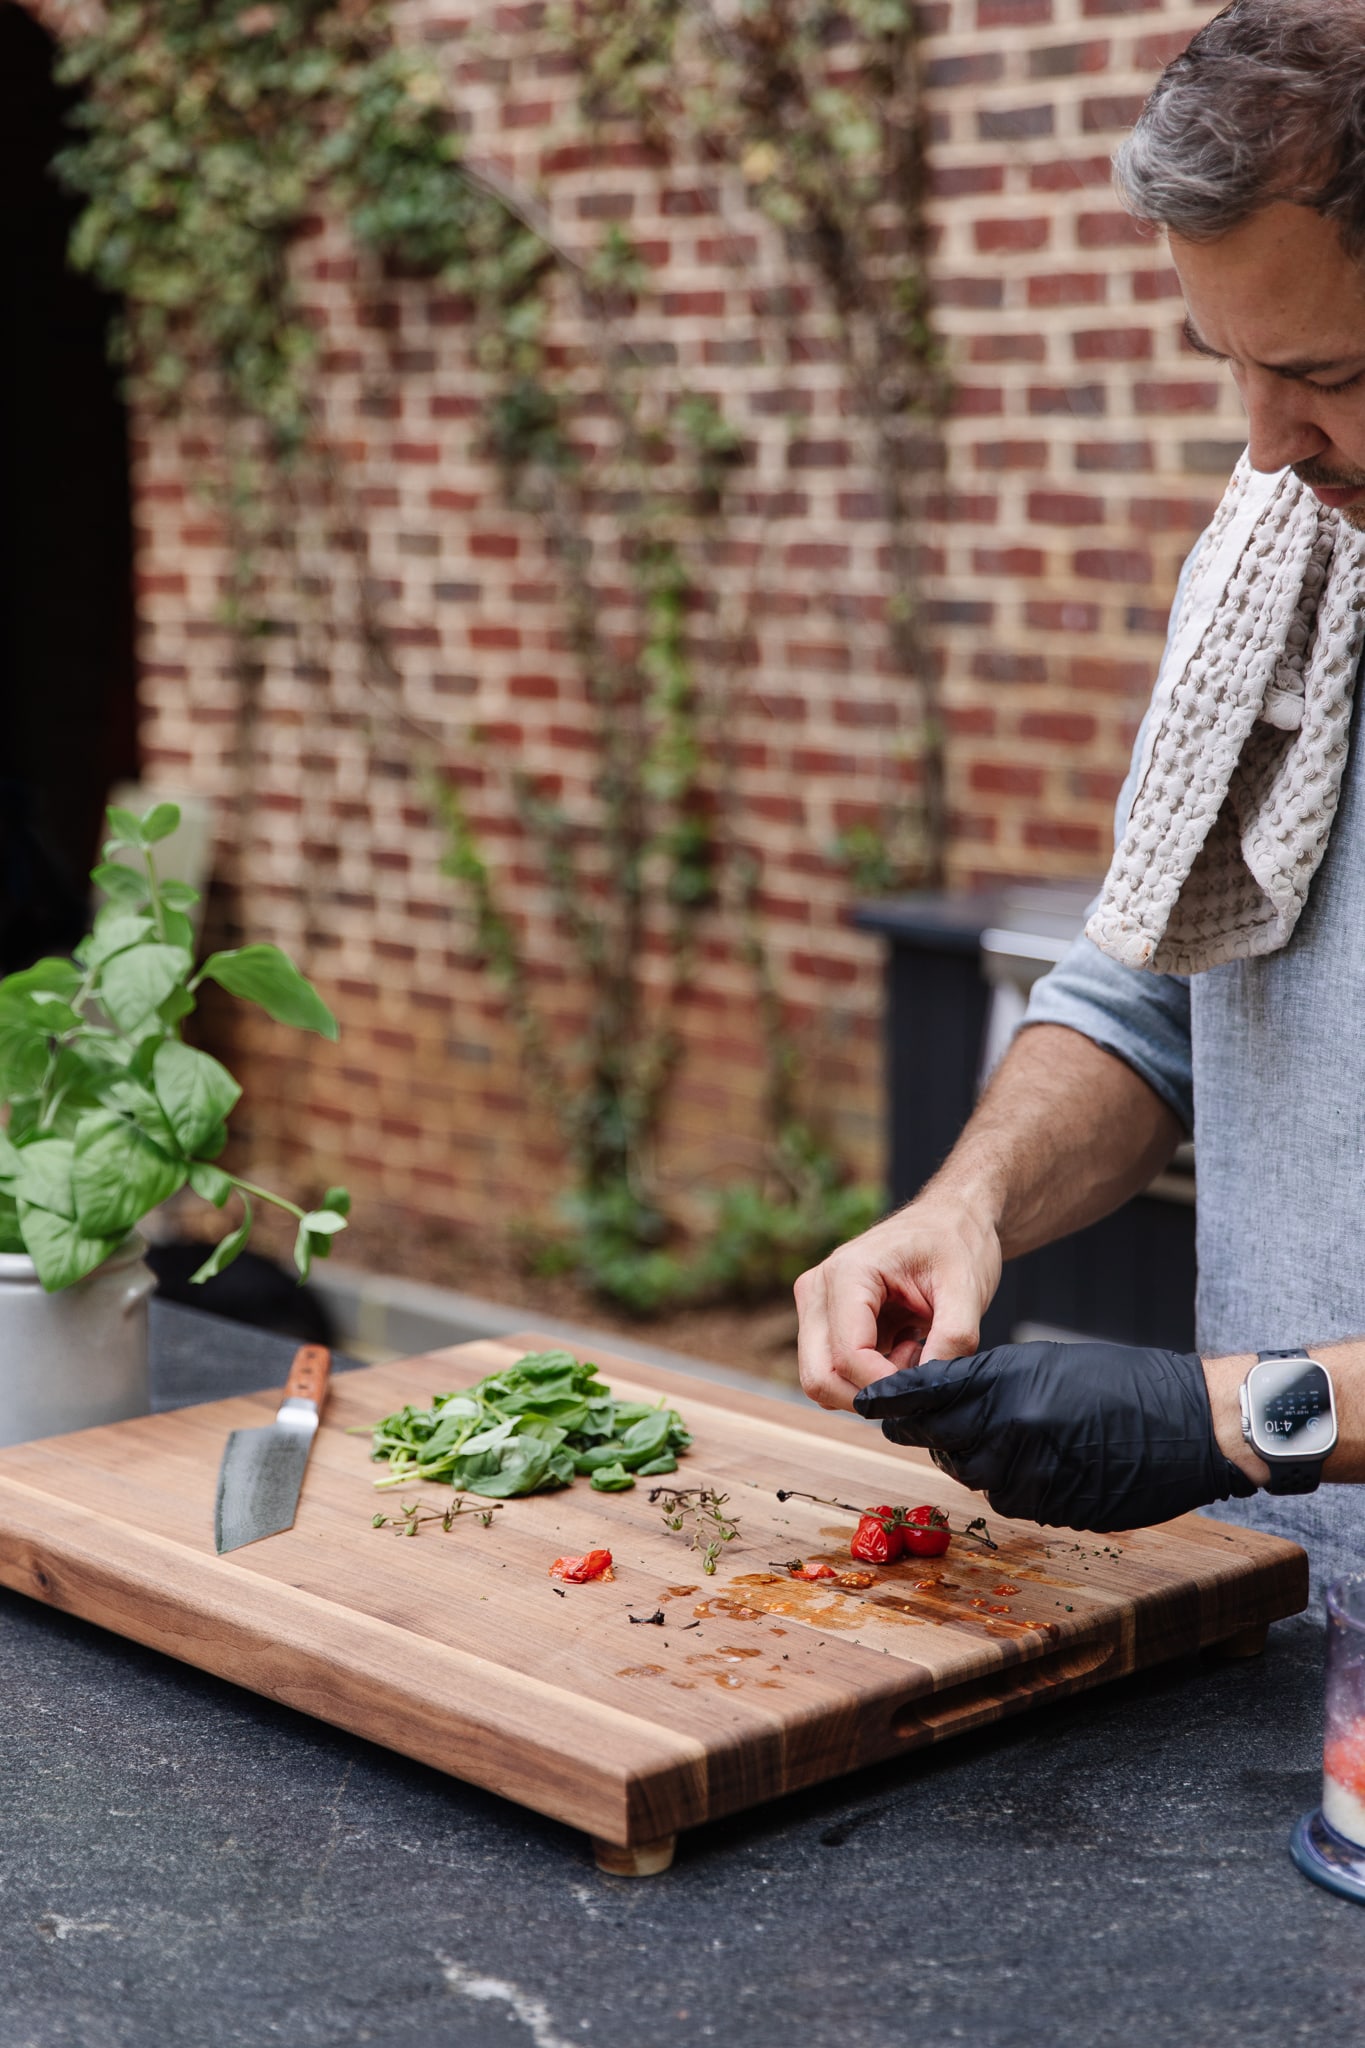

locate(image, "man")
[[795, 0, 1365, 1594]]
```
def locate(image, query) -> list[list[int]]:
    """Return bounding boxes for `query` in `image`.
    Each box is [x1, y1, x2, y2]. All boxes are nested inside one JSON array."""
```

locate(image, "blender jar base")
[[1291, 1809, 1365, 1904]]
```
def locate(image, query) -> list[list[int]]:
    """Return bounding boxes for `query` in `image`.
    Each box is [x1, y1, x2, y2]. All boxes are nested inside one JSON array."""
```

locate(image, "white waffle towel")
[[1086, 454, 1365, 976]]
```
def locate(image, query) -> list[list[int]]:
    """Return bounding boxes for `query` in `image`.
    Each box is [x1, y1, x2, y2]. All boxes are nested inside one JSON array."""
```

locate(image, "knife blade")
[[214, 1344, 332, 1554]]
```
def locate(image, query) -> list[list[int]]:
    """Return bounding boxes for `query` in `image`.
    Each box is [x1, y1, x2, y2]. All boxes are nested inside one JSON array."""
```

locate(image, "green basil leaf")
[[158, 985, 197, 1027], [188, 1161, 233, 1207], [300, 1208, 347, 1236], [0, 1191, 25, 1256], [195, 1120, 228, 1160], [161, 909, 195, 953], [92, 862, 150, 906], [11, 1139, 76, 1218], [293, 1216, 316, 1283], [16, 1201, 118, 1292], [72, 1110, 186, 1237], [98, 944, 193, 1032], [159, 881, 200, 911], [84, 913, 154, 971], [190, 1201, 253, 1283], [589, 1461, 636, 1492], [198, 944, 338, 1040], [635, 1453, 678, 1477], [103, 804, 146, 850], [321, 1185, 351, 1216], [152, 1040, 241, 1154], [0, 958, 83, 999], [0, 1132, 20, 1184], [140, 801, 181, 843]]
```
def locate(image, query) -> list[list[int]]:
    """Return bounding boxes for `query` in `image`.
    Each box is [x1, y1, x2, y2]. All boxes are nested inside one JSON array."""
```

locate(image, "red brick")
[[974, 439, 1048, 471], [1029, 155, 1115, 192], [1029, 489, 1104, 525], [970, 334, 1046, 364], [975, 216, 1051, 254], [1131, 266, 1182, 301], [971, 761, 1045, 797], [1081, 93, 1147, 133], [1024, 818, 1104, 854], [973, 546, 1045, 577], [509, 673, 558, 699], [470, 532, 520, 559], [1134, 380, 1221, 414], [978, 0, 1052, 21], [1071, 656, 1154, 693], [1019, 711, 1097, 744], [1129, 494, 1217, 532], [1075, 546, 1152, 582], [1073, 327, 1153, 362], [1077, 211, 1154, 249], [1030, 600, 1102, 632]]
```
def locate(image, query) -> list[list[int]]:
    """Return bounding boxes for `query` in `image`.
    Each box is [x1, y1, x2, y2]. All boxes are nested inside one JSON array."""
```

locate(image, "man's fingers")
[[919, 1290, 983, 1367]]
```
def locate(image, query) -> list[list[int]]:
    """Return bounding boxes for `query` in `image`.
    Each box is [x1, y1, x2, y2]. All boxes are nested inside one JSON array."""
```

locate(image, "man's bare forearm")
[[923, 1024, 1184, 1262]]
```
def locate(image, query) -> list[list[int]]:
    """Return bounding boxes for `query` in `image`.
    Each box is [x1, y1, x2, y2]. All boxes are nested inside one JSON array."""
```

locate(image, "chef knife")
[[214, 1344, 331, 1554]]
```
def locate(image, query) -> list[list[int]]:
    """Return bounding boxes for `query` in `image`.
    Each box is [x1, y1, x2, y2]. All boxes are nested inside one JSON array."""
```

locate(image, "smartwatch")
[[1239, 1350, 1339, 1494]]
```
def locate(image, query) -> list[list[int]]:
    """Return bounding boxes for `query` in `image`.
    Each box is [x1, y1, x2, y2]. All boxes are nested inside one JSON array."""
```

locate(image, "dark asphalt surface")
[[1, 1304, 1360, 2048]]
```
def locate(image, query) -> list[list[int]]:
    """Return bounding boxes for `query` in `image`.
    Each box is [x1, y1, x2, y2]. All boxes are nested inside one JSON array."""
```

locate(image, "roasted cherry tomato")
[[900, 1505, 951, 1558], [850, 1513, 900, 1564]]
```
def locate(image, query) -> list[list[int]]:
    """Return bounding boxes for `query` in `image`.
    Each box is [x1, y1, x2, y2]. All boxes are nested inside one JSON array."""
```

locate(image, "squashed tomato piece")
[[789, 1561, 838, 1581], [550, 1549, 615, 1583]]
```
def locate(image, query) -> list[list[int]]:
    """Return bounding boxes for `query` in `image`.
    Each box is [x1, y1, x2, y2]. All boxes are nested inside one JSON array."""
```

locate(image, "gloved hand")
[[853, 1340, 1257, 1532]]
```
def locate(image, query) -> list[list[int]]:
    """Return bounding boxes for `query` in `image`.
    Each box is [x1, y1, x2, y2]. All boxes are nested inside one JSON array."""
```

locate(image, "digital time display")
[[1251, 1361, 1335, 1455]]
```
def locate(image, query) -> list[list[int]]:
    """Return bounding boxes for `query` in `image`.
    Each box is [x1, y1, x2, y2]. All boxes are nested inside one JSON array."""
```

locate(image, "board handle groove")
[[893, 1636, 1117, 1743], [283, 1345, 331, 1409]]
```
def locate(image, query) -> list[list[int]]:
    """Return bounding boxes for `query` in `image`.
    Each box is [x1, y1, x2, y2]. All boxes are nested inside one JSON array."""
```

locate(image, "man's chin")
[[1341, 505, 1365, 533]]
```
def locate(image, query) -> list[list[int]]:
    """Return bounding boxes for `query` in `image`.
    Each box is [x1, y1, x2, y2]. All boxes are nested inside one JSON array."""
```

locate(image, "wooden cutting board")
[[0, 1335, 1307, 1875]]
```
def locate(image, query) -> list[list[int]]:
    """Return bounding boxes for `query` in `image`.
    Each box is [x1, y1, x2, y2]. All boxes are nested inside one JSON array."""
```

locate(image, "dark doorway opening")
[[0, 0, 139, 972]]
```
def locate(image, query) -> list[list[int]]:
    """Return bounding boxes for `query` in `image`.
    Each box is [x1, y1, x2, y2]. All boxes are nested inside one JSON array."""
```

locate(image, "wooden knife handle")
[[283, 1345, 331, 1408]]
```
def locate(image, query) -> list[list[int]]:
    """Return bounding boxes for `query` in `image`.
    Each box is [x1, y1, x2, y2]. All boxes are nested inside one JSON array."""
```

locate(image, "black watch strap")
[[1264, 1462, 1325, 1494], [1255, 1350, 1328, 1494]]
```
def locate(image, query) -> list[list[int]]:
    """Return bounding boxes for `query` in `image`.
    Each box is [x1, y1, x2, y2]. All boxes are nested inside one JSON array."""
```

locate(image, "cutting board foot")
[[1215, 1622, 1269, 1660], [592, 1834, 676, 1878]]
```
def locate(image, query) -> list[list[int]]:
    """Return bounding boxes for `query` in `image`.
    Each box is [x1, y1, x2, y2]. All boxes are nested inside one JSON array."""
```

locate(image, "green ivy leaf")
[[72, 1110, 186, 1238], [11, 1139, 76, 1218], [191, 1199, 253, 1283], [198, 944, 338, 1039], [153, 1039, 242, 1154], [140, 801, 181, 842], [188, 1161, 233, 1207], [16, 1201, 118, 1293], [98, 944, 194, 1032]]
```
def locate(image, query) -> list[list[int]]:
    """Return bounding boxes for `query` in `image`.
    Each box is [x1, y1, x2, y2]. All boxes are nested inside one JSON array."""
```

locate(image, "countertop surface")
[[1, 1303, 1359, 2048]]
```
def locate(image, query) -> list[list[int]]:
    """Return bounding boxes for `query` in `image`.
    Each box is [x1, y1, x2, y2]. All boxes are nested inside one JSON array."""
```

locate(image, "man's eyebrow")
[[1180, 314, 1365, 379]]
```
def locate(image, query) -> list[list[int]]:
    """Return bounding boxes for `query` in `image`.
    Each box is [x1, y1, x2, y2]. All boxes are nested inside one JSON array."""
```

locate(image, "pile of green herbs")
[[366, 1350, 691, 1498]]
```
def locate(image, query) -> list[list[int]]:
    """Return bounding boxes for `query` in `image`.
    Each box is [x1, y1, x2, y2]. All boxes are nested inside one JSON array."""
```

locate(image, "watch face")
[[1248, 1359, 1336, 1459]]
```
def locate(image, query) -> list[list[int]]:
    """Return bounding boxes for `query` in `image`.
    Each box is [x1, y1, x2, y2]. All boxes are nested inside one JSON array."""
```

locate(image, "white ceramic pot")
[[0, 1236, 157, 1447]]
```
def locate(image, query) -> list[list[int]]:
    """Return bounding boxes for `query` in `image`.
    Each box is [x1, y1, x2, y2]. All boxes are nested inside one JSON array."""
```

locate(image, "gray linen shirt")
[[1026, 540, 1364, 1600]]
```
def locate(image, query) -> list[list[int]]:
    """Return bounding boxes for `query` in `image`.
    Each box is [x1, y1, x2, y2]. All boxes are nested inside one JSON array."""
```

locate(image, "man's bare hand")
[[793, 1197, 1003, 1412]]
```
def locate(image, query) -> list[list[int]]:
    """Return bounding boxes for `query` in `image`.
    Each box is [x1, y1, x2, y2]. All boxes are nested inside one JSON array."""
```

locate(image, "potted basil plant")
[[0, 800, 349, 1446]]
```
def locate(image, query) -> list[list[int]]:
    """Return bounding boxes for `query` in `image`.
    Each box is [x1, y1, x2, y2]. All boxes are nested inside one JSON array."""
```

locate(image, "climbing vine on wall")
[[48, 0, 940, 1307]]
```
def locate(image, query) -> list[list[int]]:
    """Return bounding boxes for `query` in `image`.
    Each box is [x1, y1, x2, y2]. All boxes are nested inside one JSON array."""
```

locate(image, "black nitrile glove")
[[853, 1341, 1257, 1532]]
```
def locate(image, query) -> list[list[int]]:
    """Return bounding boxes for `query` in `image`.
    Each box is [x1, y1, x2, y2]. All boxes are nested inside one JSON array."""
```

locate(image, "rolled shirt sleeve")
[[1019, 539, 1205, 1135]]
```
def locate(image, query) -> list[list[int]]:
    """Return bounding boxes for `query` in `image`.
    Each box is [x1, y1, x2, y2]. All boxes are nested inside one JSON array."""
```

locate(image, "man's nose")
[[1242, 372, 1330, 473]]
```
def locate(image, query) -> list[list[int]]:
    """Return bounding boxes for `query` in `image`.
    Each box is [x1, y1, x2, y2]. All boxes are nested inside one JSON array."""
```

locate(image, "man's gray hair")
[[1116, 0, 1365, 257]]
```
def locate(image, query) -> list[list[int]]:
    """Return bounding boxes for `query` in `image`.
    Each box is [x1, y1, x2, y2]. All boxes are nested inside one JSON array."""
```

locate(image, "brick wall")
[[40, 0, 1246, 1241], [922, 0, 1244, 870]]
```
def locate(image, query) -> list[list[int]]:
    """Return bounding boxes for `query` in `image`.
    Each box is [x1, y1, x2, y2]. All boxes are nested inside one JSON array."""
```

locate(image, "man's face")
[[1172, 201, 1365, 529]]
